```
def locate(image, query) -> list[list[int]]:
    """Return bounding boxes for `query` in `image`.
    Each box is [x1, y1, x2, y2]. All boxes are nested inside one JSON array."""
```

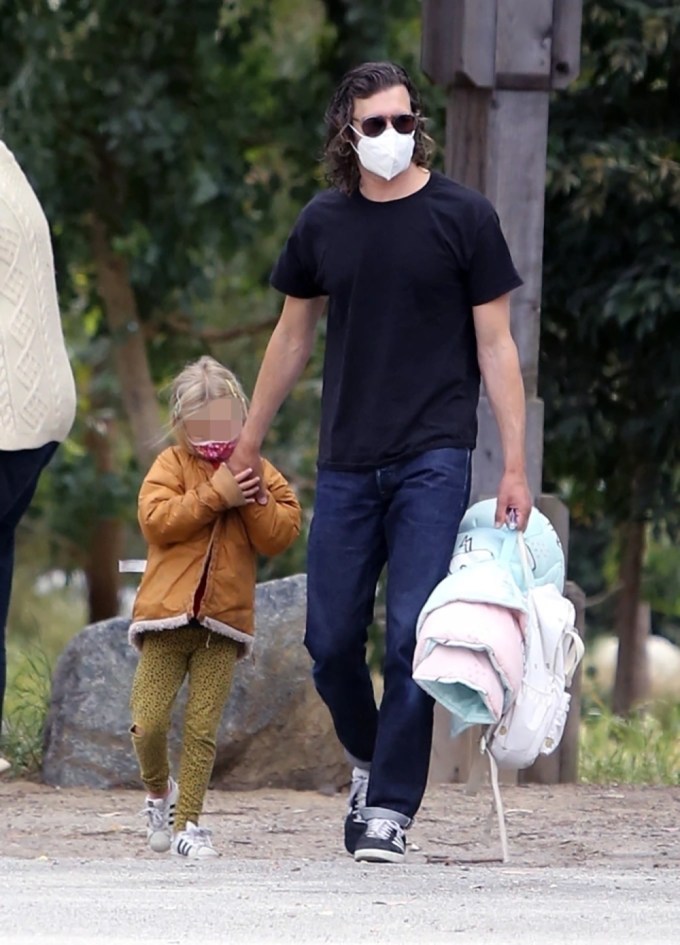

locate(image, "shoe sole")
[[354, 847, 405, 864], [171, 849, 219, 859], [147, 831, 172, 853]]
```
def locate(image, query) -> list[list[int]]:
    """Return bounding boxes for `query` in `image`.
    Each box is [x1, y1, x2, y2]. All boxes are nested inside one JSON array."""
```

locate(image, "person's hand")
[[233, 467, 261, 505], [494, 470, 533, 531], [211, 464, 260, 508], [229, 439, 268, 504]]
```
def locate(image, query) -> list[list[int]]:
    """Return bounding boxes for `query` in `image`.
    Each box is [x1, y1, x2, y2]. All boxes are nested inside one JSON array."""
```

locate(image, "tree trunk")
[[83, 417, 123, 623], [612, 519, 649, 714], [90, 215, 163, 470], [320, 0, 387, 80]]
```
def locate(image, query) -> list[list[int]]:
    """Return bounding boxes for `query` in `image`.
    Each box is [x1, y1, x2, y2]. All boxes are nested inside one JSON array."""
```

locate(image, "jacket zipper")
[[193, 524, 217, 621]]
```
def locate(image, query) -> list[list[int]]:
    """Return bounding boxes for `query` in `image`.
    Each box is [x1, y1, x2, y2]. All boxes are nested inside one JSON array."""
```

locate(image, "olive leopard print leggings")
[[130, 624, 238, 831]]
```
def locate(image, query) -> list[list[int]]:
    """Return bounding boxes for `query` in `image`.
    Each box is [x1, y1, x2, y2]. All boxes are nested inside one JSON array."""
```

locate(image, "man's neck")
[[358, 164, 431, 203]]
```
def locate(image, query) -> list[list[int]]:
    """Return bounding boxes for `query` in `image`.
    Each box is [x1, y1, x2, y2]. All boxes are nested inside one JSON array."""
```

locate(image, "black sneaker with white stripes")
[[354, 818, 406, 863]]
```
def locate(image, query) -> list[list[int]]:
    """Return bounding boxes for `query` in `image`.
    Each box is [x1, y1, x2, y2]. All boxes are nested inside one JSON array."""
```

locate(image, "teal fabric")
[[416, 678, 496, 736]]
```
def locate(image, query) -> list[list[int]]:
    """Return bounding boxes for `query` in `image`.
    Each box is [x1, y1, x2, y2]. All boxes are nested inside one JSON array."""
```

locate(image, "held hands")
[[494, 470, 533, 531], [211, 464, 262, 508], [229, 440, 268, 505], [231, 467, 262, 505]]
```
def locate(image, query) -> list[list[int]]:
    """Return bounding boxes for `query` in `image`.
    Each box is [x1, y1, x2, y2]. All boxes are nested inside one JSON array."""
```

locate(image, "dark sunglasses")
[[351, 113, 417, 138]]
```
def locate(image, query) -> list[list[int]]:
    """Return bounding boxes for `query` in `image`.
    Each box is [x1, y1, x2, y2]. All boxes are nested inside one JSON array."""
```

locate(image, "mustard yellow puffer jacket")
[[129, 446, 301, 654]]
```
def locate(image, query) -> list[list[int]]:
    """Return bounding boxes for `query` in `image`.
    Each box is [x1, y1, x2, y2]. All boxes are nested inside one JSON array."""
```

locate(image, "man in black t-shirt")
[[230, 61, 532, 864]]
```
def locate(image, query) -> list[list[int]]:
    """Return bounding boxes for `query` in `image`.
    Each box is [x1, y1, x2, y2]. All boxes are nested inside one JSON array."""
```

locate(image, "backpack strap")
[[498, 526, 518, 561], [498, 527, 535, 595], [476, 731, 510, 863], [563, 626, 585, 685], [516, 529, 536, 590], [483, 738, 510, 863]]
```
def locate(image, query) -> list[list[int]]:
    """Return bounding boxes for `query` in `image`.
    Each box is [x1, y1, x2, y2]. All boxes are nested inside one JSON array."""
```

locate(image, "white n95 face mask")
[[353, 126, 415, 181]]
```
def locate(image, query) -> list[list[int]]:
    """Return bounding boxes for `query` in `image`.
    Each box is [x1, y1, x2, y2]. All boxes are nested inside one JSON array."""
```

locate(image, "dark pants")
[[0, 443, 59, 739], [306, 447, 471, 824]]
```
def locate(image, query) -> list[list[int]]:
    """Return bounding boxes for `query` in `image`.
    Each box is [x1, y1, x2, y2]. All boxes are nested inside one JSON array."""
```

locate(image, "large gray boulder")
[[42, 574, 348, 791]]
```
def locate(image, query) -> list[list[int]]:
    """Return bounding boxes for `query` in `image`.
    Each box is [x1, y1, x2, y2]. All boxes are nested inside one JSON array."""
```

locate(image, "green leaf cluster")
[[542, 0, 680, 525]]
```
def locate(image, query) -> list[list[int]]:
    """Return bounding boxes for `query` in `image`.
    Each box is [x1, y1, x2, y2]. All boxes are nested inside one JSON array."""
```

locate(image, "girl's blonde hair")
[[169, 356, 248, 450]]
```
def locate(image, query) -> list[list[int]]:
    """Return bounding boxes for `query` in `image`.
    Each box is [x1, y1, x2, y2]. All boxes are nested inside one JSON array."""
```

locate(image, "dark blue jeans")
[[306, 447, 471, 824], [0, 443, 59, 739]]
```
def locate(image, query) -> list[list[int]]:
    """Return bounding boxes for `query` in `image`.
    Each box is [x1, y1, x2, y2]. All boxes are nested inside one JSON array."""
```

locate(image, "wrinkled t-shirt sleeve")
[[270, 213, 324, 299], [466, 212, 523, 306]]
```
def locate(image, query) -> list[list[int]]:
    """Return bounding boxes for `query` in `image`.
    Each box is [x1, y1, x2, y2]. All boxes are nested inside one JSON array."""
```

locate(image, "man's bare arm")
[[230, 294, 326, 500], [473, 293, 533, 529]]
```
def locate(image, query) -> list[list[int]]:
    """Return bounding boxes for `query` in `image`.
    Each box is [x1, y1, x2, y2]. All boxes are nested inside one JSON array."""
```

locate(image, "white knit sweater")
[[0, 140, 76, 451]]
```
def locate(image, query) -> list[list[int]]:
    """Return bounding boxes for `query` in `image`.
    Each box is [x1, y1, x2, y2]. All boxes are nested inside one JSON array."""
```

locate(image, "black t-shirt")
[[270, 171, 522, 470]]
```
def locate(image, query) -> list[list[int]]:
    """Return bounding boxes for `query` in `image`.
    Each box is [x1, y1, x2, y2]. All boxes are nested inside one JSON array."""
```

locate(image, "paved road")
[[1, 857, 677, 944]]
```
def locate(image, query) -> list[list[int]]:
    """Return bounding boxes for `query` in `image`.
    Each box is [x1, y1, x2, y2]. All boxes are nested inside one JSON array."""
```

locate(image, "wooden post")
[[422, 0, 583, 784], [557, 581, 586, 782]]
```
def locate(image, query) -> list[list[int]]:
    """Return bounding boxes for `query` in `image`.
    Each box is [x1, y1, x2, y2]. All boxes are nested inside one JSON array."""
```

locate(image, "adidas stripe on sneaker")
[[171, 821, 218, 859], [142, 777, 178, 853]]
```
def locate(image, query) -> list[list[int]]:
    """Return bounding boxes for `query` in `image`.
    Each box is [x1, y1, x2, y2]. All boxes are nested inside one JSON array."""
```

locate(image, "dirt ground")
[[2, 779, 679, 868]]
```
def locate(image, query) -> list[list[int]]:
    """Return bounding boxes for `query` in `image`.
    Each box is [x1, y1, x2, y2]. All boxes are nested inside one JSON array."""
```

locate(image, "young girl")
[[128, 356, 301, 859]]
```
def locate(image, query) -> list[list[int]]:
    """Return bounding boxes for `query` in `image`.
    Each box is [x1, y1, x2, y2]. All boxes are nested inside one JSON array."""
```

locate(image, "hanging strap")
[[485, 741, 510, 863], [474, 732, 510, 863], [496, 524, 536, 597], [563, 626, 585, 685], [498, 526, 519, 565], [515, 529, 536, 590], [464, 520, 525, 863]]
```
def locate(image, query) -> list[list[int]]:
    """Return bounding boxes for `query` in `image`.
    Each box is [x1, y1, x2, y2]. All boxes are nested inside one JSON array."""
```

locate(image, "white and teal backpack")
[[426, 501, 584, 860]]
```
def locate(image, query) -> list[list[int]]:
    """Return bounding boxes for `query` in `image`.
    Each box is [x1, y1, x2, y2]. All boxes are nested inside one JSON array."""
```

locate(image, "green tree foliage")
[[540, 0, 680, 709], [542, 0, 680, 525], [0, 0, 429, 614]]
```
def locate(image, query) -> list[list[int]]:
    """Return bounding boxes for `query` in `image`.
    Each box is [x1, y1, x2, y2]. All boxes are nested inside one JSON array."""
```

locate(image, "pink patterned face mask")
[[192, 439, 237, 463]]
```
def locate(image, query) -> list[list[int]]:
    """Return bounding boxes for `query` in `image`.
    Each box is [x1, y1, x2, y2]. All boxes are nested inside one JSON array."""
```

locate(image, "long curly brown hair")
[[323, 61, 434, 194]]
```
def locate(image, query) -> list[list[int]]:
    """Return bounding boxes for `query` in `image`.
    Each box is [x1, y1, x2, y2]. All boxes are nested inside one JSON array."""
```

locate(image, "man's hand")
[[229, 439, 267, 504], [494, 470, 533, 531]]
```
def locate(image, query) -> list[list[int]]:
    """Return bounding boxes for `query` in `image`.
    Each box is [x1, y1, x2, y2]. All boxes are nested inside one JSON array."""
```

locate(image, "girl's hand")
[[233, 467, 263, 505], [229, 440, 268, 505], [211, 464, 261, 507]]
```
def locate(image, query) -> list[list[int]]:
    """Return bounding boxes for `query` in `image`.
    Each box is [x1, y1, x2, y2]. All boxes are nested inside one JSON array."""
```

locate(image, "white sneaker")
[[0, 756, 10, 776], [141, 777, 179, 853], [171, 821, 219, 859]]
